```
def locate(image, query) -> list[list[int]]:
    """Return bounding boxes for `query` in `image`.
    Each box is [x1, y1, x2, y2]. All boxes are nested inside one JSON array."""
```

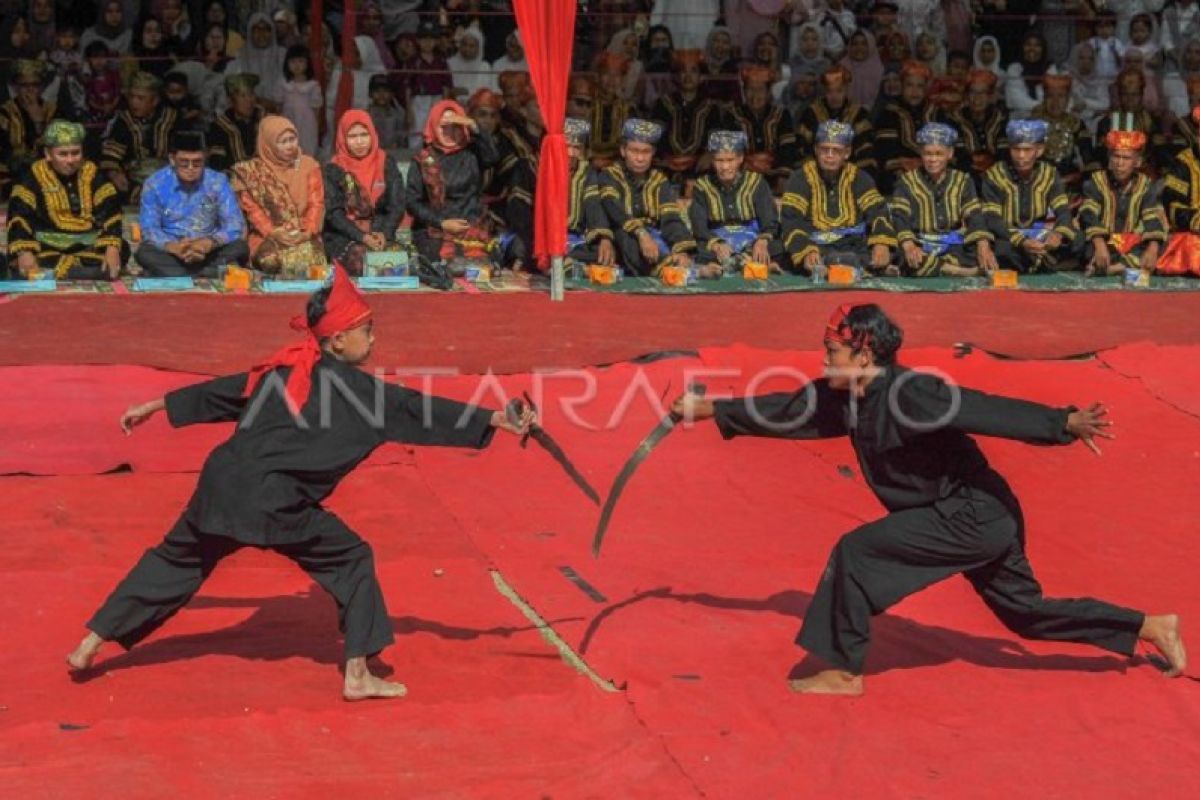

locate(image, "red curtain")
[[512, 0, 577, 270]]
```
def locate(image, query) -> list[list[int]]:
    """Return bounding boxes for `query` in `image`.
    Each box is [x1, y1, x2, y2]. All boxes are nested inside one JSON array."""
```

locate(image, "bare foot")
[[788, 669, 864, 696], [1140, 614, 1187, 677], [343, 656, 407, 701], [66, 632, 104, 671]]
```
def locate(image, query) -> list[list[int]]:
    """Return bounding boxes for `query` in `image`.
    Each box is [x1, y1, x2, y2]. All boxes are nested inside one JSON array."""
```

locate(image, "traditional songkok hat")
[[966, 69, 998, 90], [129, 71, 163, 94], [916, 122, 959, 147], [1105, 128, 1147, 152], [900, 60, 933, 81], [1043, 73, 1073, 93], [12, 59, 45, 85], [564, 117, 592, 145], [243, 266, 372, 416], [821, 64, 852, 88], [671, 49, 704, 72], [568, 75, 596, 100], [223, 73, 258, 98], [622, 118, 664, 145], [741, 64, 774, 87], [467, 87, 502, 111], [42, 119, 86, 148], [815, 119, 854, 146], [1006, 118, 1048, 144], [169, 129, 206, 152], [595, 51, 631, 75], [707, 130, 748, 154]]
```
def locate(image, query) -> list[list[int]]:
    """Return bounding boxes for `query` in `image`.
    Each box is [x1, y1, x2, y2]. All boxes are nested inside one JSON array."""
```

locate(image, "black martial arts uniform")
[[87, 358, 496, 660], [713, 366, 1144, 675]]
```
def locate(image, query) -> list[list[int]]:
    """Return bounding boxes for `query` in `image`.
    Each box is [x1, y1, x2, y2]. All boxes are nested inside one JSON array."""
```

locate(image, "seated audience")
[[208, 74, 265, 173], [874, 60, 941, 194], [1160, 106, 1200, 276], [7, 120, 125, 280], [780, 120, 894, 274], [725, 66, 799, 189], [650, 49, 723, 186], [590, 53, 636, 170], [406, 99, 501, 266], [230, 115, 325, 277], [0, 60, 56, 197], [322, 111, 406, 275], [980, 120, 1077, 273], [688, 130, 785, 277], [948, 69, 1008, 182], [1034, 74, 1097, 191], [890, 123, 996, 277], [136, 130, 248, 278], [1080, 129, 1166, 276], [797, 65, 874, 171], [101, 72, 179, 202], [597, 118, 695, 276]]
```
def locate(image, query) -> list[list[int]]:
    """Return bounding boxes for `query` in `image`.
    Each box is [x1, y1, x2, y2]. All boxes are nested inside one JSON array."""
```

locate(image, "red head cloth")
[[332, 109, 388, 205], [594, 51, 631, 75], [824, 303, 871, 350], [671, 49, 705, 72], [243, 265, 373, 415], [468, 87, 503, 112], [900, 60, 933, 81], [1193, 105, 1200, 125], [966, 69, 998, 90], [423, 99, 472, 154], [821, 65, 852, 89], [741, 64, 774, 87], [1105, 128, 1147, 152]]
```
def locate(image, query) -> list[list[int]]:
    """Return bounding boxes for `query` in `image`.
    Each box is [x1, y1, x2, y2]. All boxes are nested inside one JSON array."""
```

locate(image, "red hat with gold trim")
[[671, 49, 704, 72], [966, 69, 998, 90], [821, 64, 852, 88], [741, 64, 774, 87], [900, 60, 933, 81]]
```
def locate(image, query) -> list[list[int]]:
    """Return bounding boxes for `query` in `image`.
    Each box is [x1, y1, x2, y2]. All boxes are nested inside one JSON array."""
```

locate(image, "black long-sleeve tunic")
[[321, 155, 407, 260], [713, 366, 1075, 514], [164, 356, 495, 545], [405, 130, 501, 229]]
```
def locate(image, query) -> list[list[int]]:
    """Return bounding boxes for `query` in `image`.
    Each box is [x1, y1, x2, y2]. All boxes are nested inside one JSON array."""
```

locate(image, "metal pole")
[[550, 256, 565, 302]]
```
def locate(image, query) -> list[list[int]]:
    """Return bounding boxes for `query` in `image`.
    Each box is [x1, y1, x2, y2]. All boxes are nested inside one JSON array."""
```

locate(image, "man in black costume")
[[674, 303, 1186, 695], [67, 268, 535, 700]]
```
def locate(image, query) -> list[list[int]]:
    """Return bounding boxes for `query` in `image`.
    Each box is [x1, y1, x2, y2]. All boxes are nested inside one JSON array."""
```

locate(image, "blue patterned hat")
[[564, 117, 592, 145], [1006, 119, 1049, 145], [622, 118, 664, 145], [815, 120, 854, 146], [707, 130, 748, 154], [916, 122, 958, 147]]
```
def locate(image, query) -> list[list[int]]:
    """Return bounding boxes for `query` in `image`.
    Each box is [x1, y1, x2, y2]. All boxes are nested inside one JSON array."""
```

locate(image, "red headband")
[[243, 265, 372, 415], [824, 303, 870, 350]]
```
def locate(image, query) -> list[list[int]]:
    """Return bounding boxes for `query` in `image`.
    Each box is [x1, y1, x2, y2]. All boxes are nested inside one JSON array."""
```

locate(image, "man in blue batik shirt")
[[135, 130, 249, 278]]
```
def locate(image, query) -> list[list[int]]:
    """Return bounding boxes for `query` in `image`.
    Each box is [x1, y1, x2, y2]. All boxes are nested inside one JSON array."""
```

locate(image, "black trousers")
[[134, 239, 251, 278], [797, 477, 1144, 674], [87, 512, 395, 661], [992, 237, 1079, 273]]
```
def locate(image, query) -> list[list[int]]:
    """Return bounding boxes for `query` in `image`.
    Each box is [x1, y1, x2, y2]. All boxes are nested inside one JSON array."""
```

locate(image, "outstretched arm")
[[382, 384, 533, 447], [673, 380, 849, 440], [120, 398, 165, 434]]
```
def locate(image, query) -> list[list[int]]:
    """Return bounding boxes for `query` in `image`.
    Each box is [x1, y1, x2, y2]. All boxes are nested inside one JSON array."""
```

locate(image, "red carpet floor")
[[3, 329, 1199, 797]]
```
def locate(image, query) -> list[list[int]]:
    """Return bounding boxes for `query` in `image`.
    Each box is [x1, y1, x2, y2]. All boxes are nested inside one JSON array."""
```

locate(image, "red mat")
[[4, 347, 1199, 797], [5, 291, 1200, 373]]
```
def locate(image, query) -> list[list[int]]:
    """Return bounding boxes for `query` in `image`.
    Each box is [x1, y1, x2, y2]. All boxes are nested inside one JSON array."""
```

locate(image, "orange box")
[[660, 265, 690, 286], [991, 269, 1018, 288], [308, 264, 330, 281], [743, 261, 770, 280], [223, 265, 252, 290], [128, 222, 141, 243], [587, 265, 619, 285], [828, 264, 857, 284]]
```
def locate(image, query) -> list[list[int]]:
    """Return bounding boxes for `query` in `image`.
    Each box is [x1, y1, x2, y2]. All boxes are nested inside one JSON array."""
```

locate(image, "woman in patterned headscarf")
[[230, 115, 325, 276]]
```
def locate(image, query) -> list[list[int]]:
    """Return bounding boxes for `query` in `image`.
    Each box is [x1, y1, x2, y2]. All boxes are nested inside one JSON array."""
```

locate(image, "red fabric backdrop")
[[334, 0, 358, 125], [512, 0, 577, 270]]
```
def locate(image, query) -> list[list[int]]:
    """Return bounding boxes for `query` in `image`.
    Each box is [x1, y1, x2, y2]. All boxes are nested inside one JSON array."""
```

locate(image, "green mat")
[[565, 272, 1200, 294]]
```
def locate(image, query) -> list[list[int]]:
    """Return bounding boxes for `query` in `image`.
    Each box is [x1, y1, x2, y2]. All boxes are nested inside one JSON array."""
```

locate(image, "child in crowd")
[[1086, 12, 1126, 80], [367, 74, 406, 154], [280, 44, 323, 154]]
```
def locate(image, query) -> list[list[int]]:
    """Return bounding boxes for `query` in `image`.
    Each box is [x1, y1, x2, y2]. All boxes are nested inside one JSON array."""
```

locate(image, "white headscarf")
[[228, 12, 285, 103], [973, 36, 1005, 78], [448, 23, 492, 96]]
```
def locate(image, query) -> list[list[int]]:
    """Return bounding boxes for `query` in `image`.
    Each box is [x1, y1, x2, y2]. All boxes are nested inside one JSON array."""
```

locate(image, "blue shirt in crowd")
[[138, 166, 246, 248]]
